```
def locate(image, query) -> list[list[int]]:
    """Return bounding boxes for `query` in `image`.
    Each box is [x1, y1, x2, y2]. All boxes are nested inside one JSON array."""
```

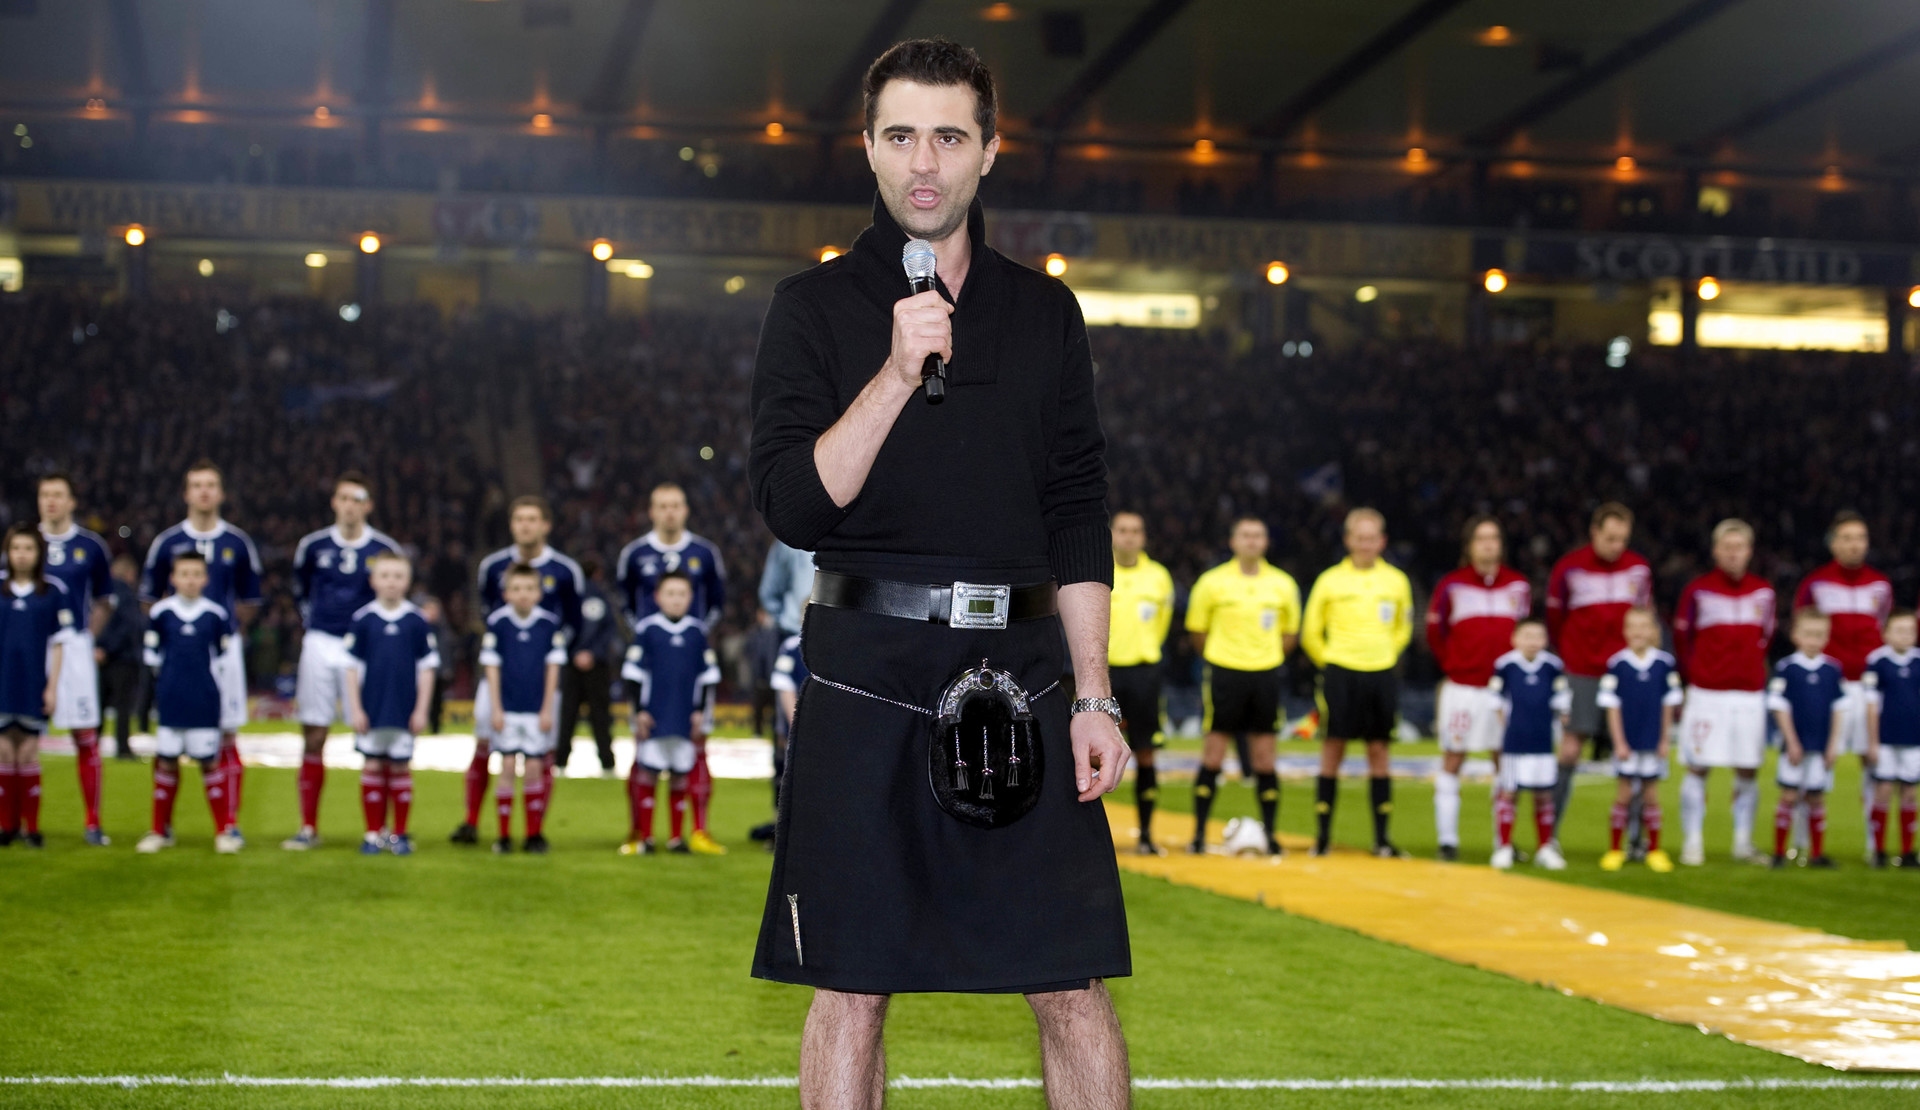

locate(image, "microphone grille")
[[901, 239, 937, 281]]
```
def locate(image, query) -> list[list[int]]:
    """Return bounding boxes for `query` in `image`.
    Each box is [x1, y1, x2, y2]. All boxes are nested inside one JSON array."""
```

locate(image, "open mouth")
[[908, 186, 941, 209]]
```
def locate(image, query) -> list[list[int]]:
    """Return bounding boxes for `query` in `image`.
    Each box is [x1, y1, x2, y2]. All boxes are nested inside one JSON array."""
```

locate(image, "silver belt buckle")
[[949, 582, 1011, 629]]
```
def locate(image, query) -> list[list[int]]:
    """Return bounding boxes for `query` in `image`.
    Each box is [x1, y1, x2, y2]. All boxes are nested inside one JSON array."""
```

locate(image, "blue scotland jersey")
[[1491, 650, 1569, 756], [1866, 647, 1920, 748], [142, 520, 262, 634], [0, 579, 77, 718], [622, 614, 721, 739], [1596, 648, 1683, 752], [476, 546, 585, 643], [1768, 653, 1846, 755], [345, 602, 439, 731], [478, 606, 567, 714], [293, 526, 400, 636], [143, 596, 230, 730], [40, 524, 112, 617], [617, 531, 727, 629], [770, 632, 809, 694]]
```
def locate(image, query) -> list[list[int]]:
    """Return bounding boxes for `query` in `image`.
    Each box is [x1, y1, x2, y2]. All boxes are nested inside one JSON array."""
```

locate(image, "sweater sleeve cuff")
[[1048, 520, 1113, 588], [767, 447, 847, 551]]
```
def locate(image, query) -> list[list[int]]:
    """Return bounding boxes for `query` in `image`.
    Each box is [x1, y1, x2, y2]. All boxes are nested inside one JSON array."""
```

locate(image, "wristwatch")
[[1070, 697, 1123, 726]]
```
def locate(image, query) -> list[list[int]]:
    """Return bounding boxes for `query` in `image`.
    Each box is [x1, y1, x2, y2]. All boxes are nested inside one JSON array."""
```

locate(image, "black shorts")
[[1208, 665, 1283, 735], [1322, 664, 1398, 740], [1110, 664, 1163, 751]]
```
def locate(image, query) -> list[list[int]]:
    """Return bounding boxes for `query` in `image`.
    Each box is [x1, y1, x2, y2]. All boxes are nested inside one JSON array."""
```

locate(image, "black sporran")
[[927, 660, 1045, 829]]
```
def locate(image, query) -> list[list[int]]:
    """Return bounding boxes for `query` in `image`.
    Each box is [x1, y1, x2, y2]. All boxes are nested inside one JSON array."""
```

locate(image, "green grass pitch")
[[3, 744, 1917, 1109]]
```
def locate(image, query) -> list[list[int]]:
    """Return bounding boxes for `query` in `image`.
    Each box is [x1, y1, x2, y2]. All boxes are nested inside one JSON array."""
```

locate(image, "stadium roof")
[[4, 0, 1920, 178]]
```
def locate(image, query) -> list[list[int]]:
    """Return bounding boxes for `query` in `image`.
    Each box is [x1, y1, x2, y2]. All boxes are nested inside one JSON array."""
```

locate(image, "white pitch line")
[[5, 1075, 1920, 1092]]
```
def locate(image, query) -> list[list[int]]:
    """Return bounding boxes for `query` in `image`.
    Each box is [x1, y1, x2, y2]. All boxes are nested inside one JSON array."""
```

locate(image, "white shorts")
[[492, 711, 553, 757], [1437, 681, 1504, 754], [355, 727, 415, 762], [1834, 681, 1872, 756], [472, 677, 496, 742], [296, 631, 352, 728], [1498, 752, 1558, 792], [1876, 746, 1920, 786], [213, 634, 248, 731], [51, 629, 101, 730], [156, 726, 222, 761], [1679, 688, 1767, 770], [1778, 751, 1835, 792], [1614, 750, 1669, 781], [636, 736, 696, 775]]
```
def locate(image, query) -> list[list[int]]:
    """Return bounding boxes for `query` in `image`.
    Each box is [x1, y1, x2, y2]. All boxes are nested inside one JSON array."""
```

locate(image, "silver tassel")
[[952, 726, 969, 792], [978, 724, 995, 800], [1006, 722, 1023, 788]]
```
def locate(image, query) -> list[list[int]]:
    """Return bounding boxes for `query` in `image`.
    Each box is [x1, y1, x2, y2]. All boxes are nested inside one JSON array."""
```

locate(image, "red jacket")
[[1794, 561, 1890, 680], [1673, 568, 1776, 691], [1545, 545, 1653, 677], [1426, 565, 1531, 686]]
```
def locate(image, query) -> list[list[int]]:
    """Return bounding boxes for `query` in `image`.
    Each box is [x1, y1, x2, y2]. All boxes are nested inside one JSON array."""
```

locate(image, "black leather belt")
[[811, 571, 1057, 630]]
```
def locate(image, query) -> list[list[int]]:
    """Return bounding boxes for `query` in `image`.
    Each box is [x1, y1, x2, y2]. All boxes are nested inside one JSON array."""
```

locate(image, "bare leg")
[[801, 989, 889, 1110], [1029, 980, 1130, 1110]]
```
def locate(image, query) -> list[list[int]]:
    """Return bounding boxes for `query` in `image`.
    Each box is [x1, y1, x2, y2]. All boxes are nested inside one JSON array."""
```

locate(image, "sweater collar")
[[853, 191, 990, 298]]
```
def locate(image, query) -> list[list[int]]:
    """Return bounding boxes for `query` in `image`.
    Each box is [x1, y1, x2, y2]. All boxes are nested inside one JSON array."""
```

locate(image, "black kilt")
[[1322, 663, 1399, 740], [752, 602, 1131, 994]]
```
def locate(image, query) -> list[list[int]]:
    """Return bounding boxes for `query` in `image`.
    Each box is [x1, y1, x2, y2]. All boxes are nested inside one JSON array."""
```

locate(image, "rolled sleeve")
[[749, 293, 851, 551], [1041, 295, 1112, 587]]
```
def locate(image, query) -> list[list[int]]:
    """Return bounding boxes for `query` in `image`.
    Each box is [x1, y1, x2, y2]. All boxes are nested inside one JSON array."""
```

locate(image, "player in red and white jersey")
[[1425, 516, 1529, 861], [1793, 510, 1890, 853], [1544, 503, 1651, 837], [1672, 519, 1776, 865]]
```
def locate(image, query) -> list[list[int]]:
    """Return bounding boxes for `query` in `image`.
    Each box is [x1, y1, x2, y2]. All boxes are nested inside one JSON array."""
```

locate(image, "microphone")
[[901, 238, 946, 405]]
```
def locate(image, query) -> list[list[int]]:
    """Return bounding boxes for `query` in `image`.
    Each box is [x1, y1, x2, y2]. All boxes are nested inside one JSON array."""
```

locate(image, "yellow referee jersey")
[[1185, 559, 1302, 672], [1109, 554, 1175, 667], [1301, 557, 1413, 673]]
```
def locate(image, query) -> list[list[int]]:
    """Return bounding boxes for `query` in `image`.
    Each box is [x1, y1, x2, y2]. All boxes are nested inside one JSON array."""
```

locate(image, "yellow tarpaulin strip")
[[1109, 805, 1920, 1072]]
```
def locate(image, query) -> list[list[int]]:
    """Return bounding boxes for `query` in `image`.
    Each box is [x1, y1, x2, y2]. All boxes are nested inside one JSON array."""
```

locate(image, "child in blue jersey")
[[1489, 619, 1570, 871], [620, 572, 722, 855], [1767, 608, 1846, 869], [1597, 607, 1681, 873], [343, 553, 438, 857], [136, 552, 243, 855], [0, 526, 76, 848], [479, 563, 565, 854], [1866, 609, 1920, 867]]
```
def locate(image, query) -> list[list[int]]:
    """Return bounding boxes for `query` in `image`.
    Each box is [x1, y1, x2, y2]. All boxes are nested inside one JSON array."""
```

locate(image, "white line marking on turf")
[[6, 1076, 1920, 1092]]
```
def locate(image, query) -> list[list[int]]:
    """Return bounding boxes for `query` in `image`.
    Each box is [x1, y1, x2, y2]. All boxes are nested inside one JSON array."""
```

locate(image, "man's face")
[[1831, 522, 1868, 568], [865, 79, 999, 243], [333, 483, 371, 530], [1468, 522, 1502, 567], [184, 469, 224, 515], [650, 488, 688, 536], [1591, 518, 1630, 562], [1230, 521, 1268, 562], [1713, 530, 1752, 579], [38, 481, 74, 525], [1346, 519, 1385, 562], [510, 506, 550, 549], [1111, 514, 1145, 559]]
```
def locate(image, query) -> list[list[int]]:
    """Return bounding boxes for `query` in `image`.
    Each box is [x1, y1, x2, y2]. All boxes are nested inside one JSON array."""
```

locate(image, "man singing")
[[748, 37, 1131, 1110]]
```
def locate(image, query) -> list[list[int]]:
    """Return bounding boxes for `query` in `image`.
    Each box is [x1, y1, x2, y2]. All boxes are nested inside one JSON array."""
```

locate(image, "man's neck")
[[1630, 644, 1656, 658], [1236, 557, 1262, 575], [511, 604, 537, 620], [187, 510, 220, 532], [376, 596, 406, 611], [929, 222, 973, 299], [1349, 554, 1377, 569], [336, 520, 366, 542], [1517, 650, 1540, 663], [654, 527, 685, 547], [177, 592, 205, 606], [1838, 558, 1864, 571], [42, 515, 72, 534], [515, 542, 544, 562], [1114, 550, 1140, 569]]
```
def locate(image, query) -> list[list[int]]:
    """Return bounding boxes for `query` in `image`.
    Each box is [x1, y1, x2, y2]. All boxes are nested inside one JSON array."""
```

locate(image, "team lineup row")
[[1107, 502, 1918, 871]]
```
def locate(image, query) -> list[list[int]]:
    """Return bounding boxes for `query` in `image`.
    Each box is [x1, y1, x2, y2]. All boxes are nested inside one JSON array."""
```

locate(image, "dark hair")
[[184, 458, 223, 488], [1890, 607, 1917, 625], [3, 525, 47, 592], [1230, 514, 1267, 533], [1590, 502, 1633, 531], [335, 470, 373, 497], [37, 471, 75, 496], [863, 38, 998, 141], [1791, 606, 1831, 626], [508, 495, 551, 522], [656, 570, 694, 590], [1458, 514, 1502, 566], [1828, 510, 1866, 541], [504, 561, 542, 583], [172, 549, 209, 568], [1515, 616, 1547, 632]]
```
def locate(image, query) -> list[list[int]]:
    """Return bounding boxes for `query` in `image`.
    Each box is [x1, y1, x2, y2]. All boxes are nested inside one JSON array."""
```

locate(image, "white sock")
[[1681, 773, 1707, 843], [1732, 777, 1758, 848], [1434, 770, 1461, 847]]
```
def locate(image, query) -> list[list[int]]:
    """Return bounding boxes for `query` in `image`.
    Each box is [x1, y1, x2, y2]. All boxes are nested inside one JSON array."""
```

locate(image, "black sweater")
[[749, 196, 1112, 590]]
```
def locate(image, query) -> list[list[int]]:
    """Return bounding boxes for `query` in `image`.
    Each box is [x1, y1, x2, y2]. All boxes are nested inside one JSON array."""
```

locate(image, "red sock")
[[203, 763, 233, 834], [496, 773, 515, 840], [625, 768, 645, 838], [0, 766, 13, 833], [360, 768, 386, 834], [18, 761, 41, 835], [74, 729, 102, 830], [220, 738, 244, 822], [152, 764, 179, 835], [388, 766, 412, 837], [1643, 801, 1662, 851], [524, 763, 549, 838], [1902, 806, 1917, 856], [629, 768, 657, 840], [1773, 799, 1794, 858], [464, 746, 490, 826], [1809, 803, 1827, 857], [298, 754, 326, 830], [1871, 805, 1889, 853], [689, 751, 713, 834], [1609, 802, 1628, 851], [1495, 793, 1515, 848], [669, 785, 688, 841], [1533, 792, 1556, 849]]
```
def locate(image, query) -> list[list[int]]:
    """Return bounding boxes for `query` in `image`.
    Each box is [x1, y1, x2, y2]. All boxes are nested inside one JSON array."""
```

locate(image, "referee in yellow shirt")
[[1301, 507, 1413, 858], [1185, 516, 1301, 856], [1109, 511, 1175, 853]]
